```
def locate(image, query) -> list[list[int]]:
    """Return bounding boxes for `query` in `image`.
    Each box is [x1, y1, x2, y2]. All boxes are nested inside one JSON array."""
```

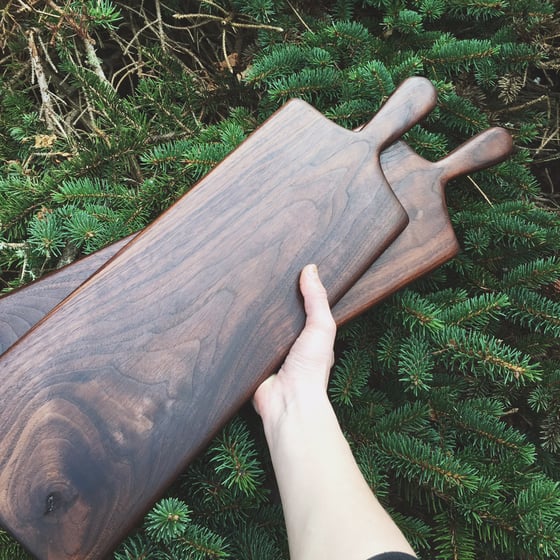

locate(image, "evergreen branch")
[[376, 331, 400, 369], [425, 288, 469, 307], [389, 54, 424, 83], [515, 478, 560, 557], [528, 384, 555, 414], [230, 525, 283, 560], [502, 257, 560, 289], [169, 524, 230, 559], [434, 399, 536, 464], [0, 193, 45, 240], [447, 256, 501, 291], [516, 477, 560, 520], [114, 533, 161, 560], [450, 497, 522, 557], [404, 126, 448, 160], [54, 133, 146, 181], [433, 326, 543, 383], [325, 20, 372, 50], [517, 517, 560, 560], [139, 140, 195, 169], [65, 64, 147, 133], [354, 445, 390, 498], [490, 155, 543, 197], [0, 529, 29, 559], [438, 92, 489, 133], [446, 0, 507, 20], [452, 201, 559, 248], [417, 0, 446, 22], [27, 211, 65, 257], [387, 510, 431, 552], [383, 9, 424, 35], [267, 67, 341, 103], [374, 401, 432, 435], [329, 348, 372, 406], [541, 410, 560, 453], [375, 433, 480, 493], [145, 497, 191, 544], [397, 334, 435, 394], [423, 38, 496, 71], [507, 287, 560, 336], [52, 177, 134, 204], [134, 80, 196, 134], [394, 290, 445, 333], [243, 45, 309, 84], [210, 418, 264, 497], [61, 209, 102, 250], [439, 292, 510, 330], [432, 511, 476, 560], [182, 142, 236, 179], [325, 99, 381, 128], [485, 214, 548, 249], [497, 42, 542, 72], [347, 59, 394, 101]]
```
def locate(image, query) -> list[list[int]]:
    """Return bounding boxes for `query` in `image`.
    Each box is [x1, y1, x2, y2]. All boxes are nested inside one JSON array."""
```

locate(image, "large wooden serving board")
[[0, 77, 436, 559], [0, 128, 513, 352]]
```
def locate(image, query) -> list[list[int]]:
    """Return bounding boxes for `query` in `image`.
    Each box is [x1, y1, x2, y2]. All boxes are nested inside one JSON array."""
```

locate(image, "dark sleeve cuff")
[[367, 553, 417, 560]]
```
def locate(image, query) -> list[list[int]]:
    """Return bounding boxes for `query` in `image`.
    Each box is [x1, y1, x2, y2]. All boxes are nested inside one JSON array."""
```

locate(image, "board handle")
[[436, 127, 513, 182], [358, 76, 438, 150]]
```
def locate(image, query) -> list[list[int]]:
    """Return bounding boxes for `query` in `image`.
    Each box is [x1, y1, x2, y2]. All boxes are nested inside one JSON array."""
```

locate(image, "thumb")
[[281, 265, 336, 380]]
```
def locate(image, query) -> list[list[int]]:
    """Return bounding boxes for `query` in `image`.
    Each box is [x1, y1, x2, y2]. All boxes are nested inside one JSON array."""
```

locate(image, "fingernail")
[[307, 264, 318, 277]]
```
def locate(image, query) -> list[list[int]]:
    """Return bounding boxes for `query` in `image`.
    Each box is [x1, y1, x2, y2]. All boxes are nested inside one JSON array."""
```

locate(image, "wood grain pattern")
[[0, 77, 436, 559], [333, 126, 513, 324], [0, 234, 134, 355], [0, 128, 513, 353]]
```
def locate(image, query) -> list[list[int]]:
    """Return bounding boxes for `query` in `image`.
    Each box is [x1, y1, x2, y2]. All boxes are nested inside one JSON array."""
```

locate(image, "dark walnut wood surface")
[[0, 77, 437, 559], [333, 126, 513, 324], [0, 128, 513, 351]]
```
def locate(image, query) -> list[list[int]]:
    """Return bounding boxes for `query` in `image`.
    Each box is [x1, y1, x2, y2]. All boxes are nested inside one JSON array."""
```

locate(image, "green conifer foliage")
[[0, 0, 559, 558]]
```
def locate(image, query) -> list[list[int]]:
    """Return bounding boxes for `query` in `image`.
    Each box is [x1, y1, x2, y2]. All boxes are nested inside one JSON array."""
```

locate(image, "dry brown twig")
[[114, 2, 206, 80], [154, 0, 168, 53], [27, 28, 68, 136], [173, 0, 283, 73]]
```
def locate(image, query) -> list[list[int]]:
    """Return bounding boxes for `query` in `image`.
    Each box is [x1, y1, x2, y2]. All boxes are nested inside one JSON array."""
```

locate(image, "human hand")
[[253, 264, 336, 425]]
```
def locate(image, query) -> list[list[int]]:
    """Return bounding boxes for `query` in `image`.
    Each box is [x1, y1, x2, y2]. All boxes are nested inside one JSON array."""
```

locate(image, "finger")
[[280, 265, 336, 376], [300, 264, 336, 339]]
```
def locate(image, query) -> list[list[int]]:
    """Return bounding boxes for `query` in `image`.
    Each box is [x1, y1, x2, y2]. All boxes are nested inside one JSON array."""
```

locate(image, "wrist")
[[261, 389, 337, 450]]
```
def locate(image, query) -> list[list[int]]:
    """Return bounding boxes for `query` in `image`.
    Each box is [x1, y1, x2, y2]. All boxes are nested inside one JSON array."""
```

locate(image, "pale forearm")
[[262, 392, 416, 560], [255, 266, 416, 560]]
